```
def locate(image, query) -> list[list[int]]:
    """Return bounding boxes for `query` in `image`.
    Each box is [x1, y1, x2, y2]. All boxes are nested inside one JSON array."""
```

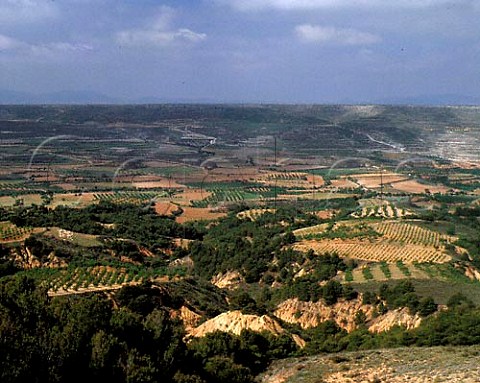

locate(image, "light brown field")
[[154, 201, 180, 216], [315, 210, 336, 219], [170, 189, 212, 205], [392, 179, 451, 194], [329, 178, 358, 189], [132, 180, 186, 188], [176, 207, 227, 223], [354, 173, 408, 188]]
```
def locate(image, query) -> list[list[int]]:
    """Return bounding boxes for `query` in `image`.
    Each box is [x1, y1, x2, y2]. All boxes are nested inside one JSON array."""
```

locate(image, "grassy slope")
[[260, 346, 480, 383]]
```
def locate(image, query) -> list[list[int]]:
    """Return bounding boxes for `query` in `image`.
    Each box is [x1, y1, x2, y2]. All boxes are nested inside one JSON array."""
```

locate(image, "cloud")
[[117, 29, 206, 47], [0, 34, 93, 56], [0, 34, 21, 50], [295, 25, 381, 45], [227, 0, 467, 11], [0, 0, 58, 24], [116, 7, 206, 47]]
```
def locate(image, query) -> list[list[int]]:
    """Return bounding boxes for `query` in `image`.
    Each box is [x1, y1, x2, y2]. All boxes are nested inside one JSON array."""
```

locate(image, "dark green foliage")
[[380, 281, 415, 310], [447, 292, 474, 309], [0, 277, 296, 383], [418, 297, 438, 317], [10, 201, 202, 250], [0, 245, 19, 278], [229, 291, 265, 315], [115, 282, 175, 316], [187, 330, 297, 382]]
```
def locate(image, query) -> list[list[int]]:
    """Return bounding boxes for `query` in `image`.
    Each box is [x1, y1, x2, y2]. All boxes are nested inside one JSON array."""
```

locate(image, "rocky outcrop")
[[368, 307, 422, 333], [14, 246, 66, 269], [465, 265, 480, 281], [274, 298, 377, 332], [189, 310, 284, 338], [187, 310, 306, 348], [171, 306, 202, 332], [211, 270, 244, 289], [274, 298, 423, 333]]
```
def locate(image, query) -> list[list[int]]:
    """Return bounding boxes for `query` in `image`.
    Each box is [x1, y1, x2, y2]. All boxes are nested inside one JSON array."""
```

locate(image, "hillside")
[[260, 346, 480, 383]]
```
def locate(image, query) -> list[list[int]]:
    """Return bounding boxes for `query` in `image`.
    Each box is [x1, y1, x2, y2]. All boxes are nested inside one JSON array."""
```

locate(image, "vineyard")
[[93, 191, 168, 205], [0, 222, 34, 242], [372, 221, 457, 247], [191, 188, 259, 208], [345, 262, 430, 282], [343, 262, 473, 283], [293, 223, 330, 238], [263, 172, 308, 181], [25, 264, 186, 295], [293, 239, 451, 263]]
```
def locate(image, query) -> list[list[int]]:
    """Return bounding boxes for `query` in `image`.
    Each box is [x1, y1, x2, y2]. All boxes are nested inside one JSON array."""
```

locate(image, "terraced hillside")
[[293, 219, 457, 264]]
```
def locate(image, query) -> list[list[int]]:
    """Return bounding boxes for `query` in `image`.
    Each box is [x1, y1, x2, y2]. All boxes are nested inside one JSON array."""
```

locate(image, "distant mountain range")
[[0, 89, 122, 105], [0, 89, 479, 106]]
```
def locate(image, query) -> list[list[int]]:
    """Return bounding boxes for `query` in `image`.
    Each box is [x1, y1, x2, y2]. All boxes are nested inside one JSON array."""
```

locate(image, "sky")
[[0, 0, 479, 104]]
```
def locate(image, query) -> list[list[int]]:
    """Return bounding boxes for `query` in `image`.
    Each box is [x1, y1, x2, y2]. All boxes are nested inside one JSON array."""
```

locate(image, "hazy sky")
[[0, 0, 479, 103]]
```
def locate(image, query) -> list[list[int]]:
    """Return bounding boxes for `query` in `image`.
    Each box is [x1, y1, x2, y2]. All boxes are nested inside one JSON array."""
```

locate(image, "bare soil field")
[[392, 179, 451, 194], [132, 180, 186, 188], [170, 189, 212, 205], [354, 173, 408, 188], [329, 178, 359, 189], [315, 210, 336, 219], [154, 201, 180, 216], [176, 207, 226, 223]]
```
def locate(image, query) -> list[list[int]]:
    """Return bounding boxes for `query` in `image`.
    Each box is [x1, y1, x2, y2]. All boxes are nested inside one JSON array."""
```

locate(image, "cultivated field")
[[0, 221, 35, 243], [293, 239, 451, 263], [372, 220, 457, 247], [353, 172, 408, 188], [392, 179, 452, 194]]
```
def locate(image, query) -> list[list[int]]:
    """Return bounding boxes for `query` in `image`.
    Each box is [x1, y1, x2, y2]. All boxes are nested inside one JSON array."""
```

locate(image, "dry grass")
[[261, 346, 480, 383], [48, 193, 97, 208]]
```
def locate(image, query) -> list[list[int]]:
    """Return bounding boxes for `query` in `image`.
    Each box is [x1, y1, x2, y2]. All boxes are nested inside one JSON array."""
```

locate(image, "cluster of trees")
[[361, 281, 437, 317], [0, 276, 297, 383], [0, 244, 18, 278], [6, 201, 203, 250]]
